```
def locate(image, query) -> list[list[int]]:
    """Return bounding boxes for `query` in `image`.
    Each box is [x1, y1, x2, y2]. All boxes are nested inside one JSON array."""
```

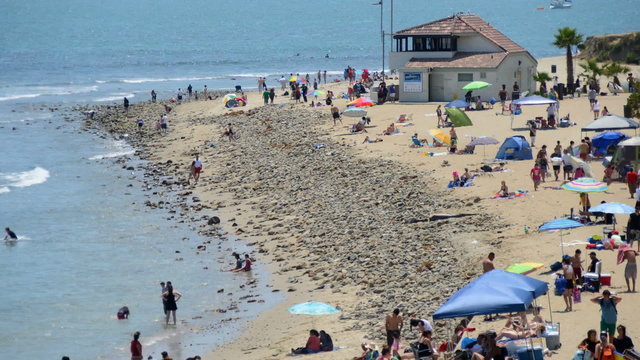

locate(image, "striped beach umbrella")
[[347, 97, 376, 107], [561, 177, 609, 193], [306, 90, 325, 97]]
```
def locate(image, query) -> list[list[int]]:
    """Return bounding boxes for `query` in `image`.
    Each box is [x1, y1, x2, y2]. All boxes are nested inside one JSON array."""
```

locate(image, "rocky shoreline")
[[76, 99, 503, 342]]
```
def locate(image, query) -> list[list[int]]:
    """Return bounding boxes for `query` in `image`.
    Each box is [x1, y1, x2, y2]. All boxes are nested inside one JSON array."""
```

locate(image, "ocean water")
[[0, 0, 638, 359]]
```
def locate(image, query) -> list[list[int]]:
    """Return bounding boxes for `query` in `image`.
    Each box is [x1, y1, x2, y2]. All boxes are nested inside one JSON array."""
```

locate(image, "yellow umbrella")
[[429, 129, 450, 145]]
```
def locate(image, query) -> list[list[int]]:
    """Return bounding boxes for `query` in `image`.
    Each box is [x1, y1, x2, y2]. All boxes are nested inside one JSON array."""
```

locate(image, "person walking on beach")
[[124, 97, 130, 113], [160, 282, 168, 315], [269, 88, 275, 104], [176, 88, 183, 103], [483, 252, 495, 273], [330, 106, 342, 126], [499, 84, 508, 108], [621, 247, 637, 292], [4, 227, 18, 241], [262, 88, 270, 105], [203, 85, 208, 100], [151, 90, 157, 103], [588, 88, 597, 110], [162, 282, 182, 325], [191, 155, 203, 184], [323, 70, 327, 84], [591, 290, 621, 336], [160, 114, 168, 136], [317, 70, 321, 84], [593, 99, 601, 119], [131, 331, 143, 360], [187, 84, 192, 98], [385, 308, 403, 348], [562, 149, 573, 181]]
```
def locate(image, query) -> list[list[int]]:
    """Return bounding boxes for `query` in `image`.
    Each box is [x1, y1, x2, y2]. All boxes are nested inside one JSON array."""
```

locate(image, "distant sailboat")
[[550, 0, 572, 9]]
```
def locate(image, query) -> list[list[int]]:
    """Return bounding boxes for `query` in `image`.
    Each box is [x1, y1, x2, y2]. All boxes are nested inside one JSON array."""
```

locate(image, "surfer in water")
[[4, 227, 17, 241]]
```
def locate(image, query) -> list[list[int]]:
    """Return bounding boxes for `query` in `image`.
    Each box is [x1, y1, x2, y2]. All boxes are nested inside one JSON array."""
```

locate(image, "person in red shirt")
[[292, 330, 321, 354], [627, 169, 638, 198], [130, 331, 143, 360], [231, 254, 252, 272], [530, 162, 542, 191]]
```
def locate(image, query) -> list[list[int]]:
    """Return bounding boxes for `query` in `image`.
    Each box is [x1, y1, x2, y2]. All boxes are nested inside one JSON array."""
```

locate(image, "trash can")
[[624, 105, 632, 118]]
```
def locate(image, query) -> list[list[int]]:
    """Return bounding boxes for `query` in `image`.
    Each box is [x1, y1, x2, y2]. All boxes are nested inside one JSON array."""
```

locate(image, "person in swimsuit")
[[498, 181, 509, 198], [530, 161, 542, 191], [560, 257, 575, 311], [330, 106, 342, 126], [162, 282, 182, 325], [232, 254, 252, 272]]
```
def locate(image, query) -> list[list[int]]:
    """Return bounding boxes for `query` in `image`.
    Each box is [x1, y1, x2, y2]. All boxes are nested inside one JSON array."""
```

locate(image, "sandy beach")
[[82, 55, 640, 360]]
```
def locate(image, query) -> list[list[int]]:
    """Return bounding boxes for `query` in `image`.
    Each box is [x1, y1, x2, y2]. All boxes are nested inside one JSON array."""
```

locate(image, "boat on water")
[[550, 0, 572, 9]]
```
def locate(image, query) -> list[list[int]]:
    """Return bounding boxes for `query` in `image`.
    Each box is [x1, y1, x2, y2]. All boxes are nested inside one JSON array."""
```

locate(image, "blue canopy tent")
[[495, 136, 533, 160], [433, 270, 548, 319], [591, 131, 628, 157]]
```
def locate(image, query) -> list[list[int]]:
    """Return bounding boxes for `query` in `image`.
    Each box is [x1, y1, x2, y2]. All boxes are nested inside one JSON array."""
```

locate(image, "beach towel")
[[394, 122, 414, 127], [491, 190, 528, 199], [506, 262, 544, 275], [421, 152, 449, 157]]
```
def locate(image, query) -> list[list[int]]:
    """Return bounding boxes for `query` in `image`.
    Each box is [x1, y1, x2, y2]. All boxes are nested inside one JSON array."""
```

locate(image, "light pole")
[[373, 1, 384, 77]]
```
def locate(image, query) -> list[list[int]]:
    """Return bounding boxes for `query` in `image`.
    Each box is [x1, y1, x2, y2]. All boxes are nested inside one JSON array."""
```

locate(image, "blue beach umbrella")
[[287, 301, 341, 315], [444, 100, 470, 108], [589, 202, 635, 214], [539, 219, 584, 256]]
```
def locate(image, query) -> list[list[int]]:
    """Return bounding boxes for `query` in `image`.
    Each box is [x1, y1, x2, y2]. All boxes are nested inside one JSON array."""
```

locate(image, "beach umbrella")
[[539, 218, 585, 255], [468, 136, 500, 157], [287, 301, 341, 315], [512, 95, 557, 106], [561, 177, 609, 193], [429, 129, 451, 145], [445, 108, 473, 127], [347, 97, 377, 107], [288, 76, 298, 82], [306, 90, 325, 98], [444, 100, 470, 108], [589, 202, 635, 214], [343, 108, 367, 117], [225, 99, 238, 108], [462, 81, 491, 91], [223, 93, 237, 104]]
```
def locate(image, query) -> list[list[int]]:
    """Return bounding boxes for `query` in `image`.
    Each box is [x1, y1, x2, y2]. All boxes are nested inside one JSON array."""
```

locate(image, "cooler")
[[600, 273, 612, 286], [517, 347, 544, 360], [544, 322, 561, 350]]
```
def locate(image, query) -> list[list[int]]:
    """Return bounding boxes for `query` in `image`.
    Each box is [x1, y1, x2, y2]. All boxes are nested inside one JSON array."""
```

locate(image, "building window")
[[480, 72, 486, 79], [458, 73, 473, 82]]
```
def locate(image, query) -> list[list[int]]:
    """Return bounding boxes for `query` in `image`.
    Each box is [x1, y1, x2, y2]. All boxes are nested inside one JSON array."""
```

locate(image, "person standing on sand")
[[591, 290, 621, 335], [269, 88, 275, 104], [627, 208, 640, 251], [483, 252, 495, 273], [621, 248, 637, 292], [593, 99, 601, 119], [162, 282, 182, 325], [530, 161, 542, 191], [580, 193, 592, 222], [572, 249, 583, 284], [499, 84, 508, 108], [124, 97, 130, 113], [262, 88, 270, 105], [203, 85, 208, 100], [562, 149, 573, 180], [579, 139, 589, 161], [187, 84, 192, 98], [436, 105, 443, 128], [385, 308, 403, 348], [560, 257, 575, 312], [529, 122, 537, 147], [323, 70, 327, 84], [626, 168, 638, 199], [317, 70, 321, 84], [160, 114, 168, 136], [131, 331, 143, 360], [151, 90, 157, 103], [588, 88, 597, 110]]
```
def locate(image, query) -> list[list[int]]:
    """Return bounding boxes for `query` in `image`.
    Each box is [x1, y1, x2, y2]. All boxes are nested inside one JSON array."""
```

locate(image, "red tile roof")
[[396, 14, 526, 54], [404, 52, 508, 69]]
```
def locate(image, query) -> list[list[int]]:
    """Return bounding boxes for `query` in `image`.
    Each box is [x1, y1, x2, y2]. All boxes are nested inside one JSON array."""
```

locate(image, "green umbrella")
[[445, 108, 473, 127], [462, 81, 491, 91]]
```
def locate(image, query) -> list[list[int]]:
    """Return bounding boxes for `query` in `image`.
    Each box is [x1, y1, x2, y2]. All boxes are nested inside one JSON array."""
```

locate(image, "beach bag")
[[554, 276, 566, 296], [550, 261, 562, 272], [573, 287, 582, 303]]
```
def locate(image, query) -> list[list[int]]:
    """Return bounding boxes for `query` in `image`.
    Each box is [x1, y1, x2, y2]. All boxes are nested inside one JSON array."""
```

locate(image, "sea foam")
[[0, 167, 50, 194]]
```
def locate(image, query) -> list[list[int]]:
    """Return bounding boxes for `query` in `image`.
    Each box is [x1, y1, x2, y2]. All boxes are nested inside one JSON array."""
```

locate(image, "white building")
[[389, 14, 537, 102]]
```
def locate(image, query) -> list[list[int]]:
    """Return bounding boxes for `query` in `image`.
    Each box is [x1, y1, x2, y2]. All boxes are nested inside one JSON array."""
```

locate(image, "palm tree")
[[579, 59, 605, 91], [533, 72, 552, 94], [553, 27, 584, 93]]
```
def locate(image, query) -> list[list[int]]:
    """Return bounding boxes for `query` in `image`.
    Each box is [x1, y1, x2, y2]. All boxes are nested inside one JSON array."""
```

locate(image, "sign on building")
[[404, 72, 422, 93]]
